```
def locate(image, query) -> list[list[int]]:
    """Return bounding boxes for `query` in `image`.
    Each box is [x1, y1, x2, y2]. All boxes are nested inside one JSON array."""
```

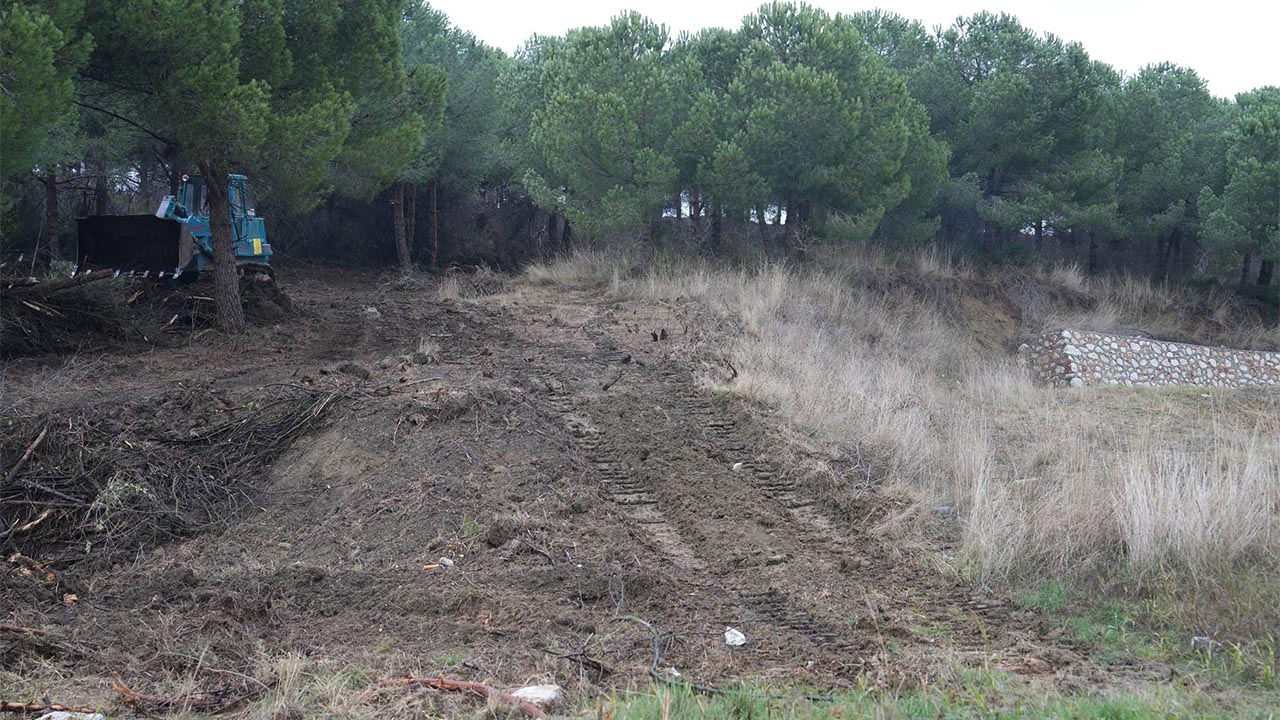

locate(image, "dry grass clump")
[[524, 248, 639, 288], [1033, 268, 1279, 350], [525, 249, 1280, 622]]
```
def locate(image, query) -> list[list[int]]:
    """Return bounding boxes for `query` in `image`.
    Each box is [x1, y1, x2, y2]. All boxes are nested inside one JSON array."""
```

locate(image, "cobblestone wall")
[[1020, 330, 1280, 388]]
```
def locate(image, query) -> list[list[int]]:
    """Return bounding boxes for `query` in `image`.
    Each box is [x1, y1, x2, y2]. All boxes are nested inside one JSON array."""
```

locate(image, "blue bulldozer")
[[76, 173, 273, 281]]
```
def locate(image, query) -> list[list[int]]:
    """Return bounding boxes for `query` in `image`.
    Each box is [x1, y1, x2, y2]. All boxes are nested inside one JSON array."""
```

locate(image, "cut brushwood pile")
[[0, 383, 348, 568], [1, 272, 296, 358], [0, 272, 132, 357]]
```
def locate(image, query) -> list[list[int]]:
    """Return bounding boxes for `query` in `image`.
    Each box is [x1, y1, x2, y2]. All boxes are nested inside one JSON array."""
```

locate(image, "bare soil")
[[1, 269, 1171, 712]]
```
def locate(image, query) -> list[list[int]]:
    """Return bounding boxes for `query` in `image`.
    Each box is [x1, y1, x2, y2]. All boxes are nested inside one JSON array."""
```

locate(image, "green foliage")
[[1200, 87, 1280, 277], [528, 12, 679, 234], [4, 0, 1278, 283], [401, 4, 504, 192], [731, 4, 913, 224], [598, 677, 1262, 719], [0, 0, 91, 227], [1115, 64, 1231, 271]]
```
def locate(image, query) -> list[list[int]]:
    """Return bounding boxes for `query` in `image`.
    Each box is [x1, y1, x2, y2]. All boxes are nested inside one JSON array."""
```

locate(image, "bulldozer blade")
[[76, 215, 183, 275]]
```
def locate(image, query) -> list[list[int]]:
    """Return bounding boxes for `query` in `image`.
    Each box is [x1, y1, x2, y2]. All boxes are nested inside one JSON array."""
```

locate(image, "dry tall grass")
[[524, 250, 1280, 605]]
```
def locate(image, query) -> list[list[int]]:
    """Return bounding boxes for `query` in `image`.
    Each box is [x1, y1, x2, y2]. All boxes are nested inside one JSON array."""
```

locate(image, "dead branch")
[[14, 509, 52, 533], [538, 646, 613, 677], [1, 701, 100, 715], [380, 675, 548, 719], [602, 369, 624, 391], [3, 269, 114, 297], [4, 426, 47, 487], [0, 624, 49, 635], [113, 678, 268, 713]]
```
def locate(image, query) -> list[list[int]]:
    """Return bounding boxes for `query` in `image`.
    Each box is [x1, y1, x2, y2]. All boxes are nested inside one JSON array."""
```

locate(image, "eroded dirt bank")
[[2, 270, 1165, 713]]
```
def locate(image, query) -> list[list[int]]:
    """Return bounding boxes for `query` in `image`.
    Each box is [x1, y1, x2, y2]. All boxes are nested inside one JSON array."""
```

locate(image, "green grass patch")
[[596, 677, 1271, 719], [1015, 581, 1280, 693]]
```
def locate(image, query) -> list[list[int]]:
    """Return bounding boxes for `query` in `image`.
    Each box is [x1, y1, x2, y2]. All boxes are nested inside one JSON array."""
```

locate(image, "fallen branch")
[[602, 369, 624, 391], [1, 700, 100, 715], [0, 624, 49, 635], [4, 426, 47, 487], [113, 678, 268, 713], [380, 675, 548, 719], [3, 269, 114, 297], [538, 646, 613, 677]]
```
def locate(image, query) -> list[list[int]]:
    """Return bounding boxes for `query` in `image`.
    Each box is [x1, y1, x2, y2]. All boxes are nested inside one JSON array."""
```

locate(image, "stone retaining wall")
[[1020, 330, 1280, 388]]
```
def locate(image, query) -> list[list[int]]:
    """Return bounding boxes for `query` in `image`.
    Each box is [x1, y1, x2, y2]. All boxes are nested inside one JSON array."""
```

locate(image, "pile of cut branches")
[[0, 382, 348, 566], [0, 271, 136, 357], [1, 273, 296, 358]]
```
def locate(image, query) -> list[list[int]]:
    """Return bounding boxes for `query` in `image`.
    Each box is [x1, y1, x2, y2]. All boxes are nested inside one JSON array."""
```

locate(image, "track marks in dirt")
[[544, 387, 708, 573], [517, 310, 899, 669]]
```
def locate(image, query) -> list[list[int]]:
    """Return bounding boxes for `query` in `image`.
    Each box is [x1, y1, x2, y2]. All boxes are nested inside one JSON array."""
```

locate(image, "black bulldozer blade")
[[76, 215, 183, 274]]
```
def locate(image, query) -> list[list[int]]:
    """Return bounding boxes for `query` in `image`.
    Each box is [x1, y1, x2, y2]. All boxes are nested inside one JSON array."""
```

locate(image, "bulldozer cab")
[[228, 175, 254, 219], [180, 175, 209, 216]]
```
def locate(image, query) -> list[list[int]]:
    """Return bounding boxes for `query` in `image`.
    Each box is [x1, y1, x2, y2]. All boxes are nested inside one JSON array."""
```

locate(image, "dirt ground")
[[1, 269, 1174, 714]]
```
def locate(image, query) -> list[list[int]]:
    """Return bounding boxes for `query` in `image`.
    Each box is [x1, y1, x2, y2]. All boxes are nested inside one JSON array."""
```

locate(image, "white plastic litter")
[[731, 462, 744, 471], [37, 713, 108, 720], [438, 556, 455, 567], [724, 626, 747, 646], [509, 684, 563, 708]]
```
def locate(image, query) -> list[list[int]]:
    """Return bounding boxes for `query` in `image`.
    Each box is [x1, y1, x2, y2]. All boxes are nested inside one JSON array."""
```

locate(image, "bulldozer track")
[[527, 327, 882, 659], [543, 386, 708, 573], [513, 312, 1034, 674]]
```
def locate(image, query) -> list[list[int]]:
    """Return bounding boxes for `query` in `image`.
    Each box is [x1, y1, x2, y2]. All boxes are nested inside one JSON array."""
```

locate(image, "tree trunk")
[[755, 205, 772, 258], [405, 184, 417, 265], [710, 203, 722, 254], [783, 193, 799, 257], [393, 182, 411, 270], [429, 178, 439, 271], [43, 172, 61, 261], [546, 212, 558, 256], [560, 219, 573, 252], [688, 190, 703, 247], [165, 145, 182, 196], [1034, 220, 1043, 257], [1087, 230, 1099, 275], [648, 216, 660, 247], [1240, 253, 1252, 286], [1258, 259, 1274, 287], [199, 160, 247, 333], [94, 154, 110, 214], [1157, 231, 1176, 279]]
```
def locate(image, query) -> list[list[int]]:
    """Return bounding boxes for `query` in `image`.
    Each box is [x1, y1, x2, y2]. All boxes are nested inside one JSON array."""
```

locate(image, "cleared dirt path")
[[2, 270, 1150, 709]]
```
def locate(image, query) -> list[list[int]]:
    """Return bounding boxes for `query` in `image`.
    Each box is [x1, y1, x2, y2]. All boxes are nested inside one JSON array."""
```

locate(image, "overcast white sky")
[[425, 0, 1277, 98]]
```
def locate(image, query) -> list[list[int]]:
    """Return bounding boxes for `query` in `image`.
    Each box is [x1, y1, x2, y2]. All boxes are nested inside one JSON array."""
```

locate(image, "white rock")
[[724, 626, 747, 646], [510, 684, 563, 708]]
